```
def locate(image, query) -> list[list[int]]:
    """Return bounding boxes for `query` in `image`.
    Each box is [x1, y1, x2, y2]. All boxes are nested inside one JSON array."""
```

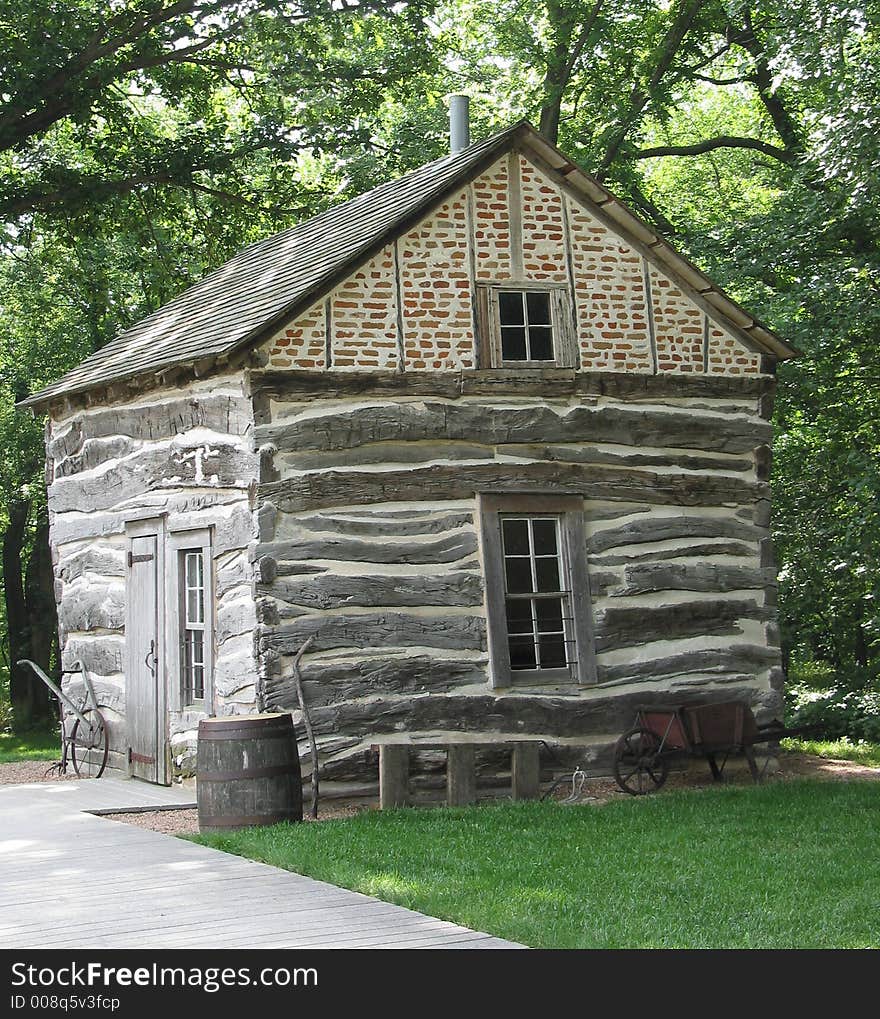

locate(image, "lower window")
[[168, 528, 214, 710], [479, 495, 596, 687], [181, 549, 207, 704], [502, 516, 572, 671]]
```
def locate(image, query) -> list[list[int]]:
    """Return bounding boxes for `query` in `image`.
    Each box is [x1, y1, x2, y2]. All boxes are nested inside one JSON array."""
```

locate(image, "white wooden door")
[[125, 533, 166, 783]]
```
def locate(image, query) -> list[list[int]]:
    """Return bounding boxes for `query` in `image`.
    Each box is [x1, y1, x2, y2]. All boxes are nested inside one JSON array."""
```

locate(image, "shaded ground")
[[3, 751, 878, 838]]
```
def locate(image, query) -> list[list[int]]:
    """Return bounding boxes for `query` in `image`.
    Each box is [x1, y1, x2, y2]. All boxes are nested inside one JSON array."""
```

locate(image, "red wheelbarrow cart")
[[612, 701, 796, 796]]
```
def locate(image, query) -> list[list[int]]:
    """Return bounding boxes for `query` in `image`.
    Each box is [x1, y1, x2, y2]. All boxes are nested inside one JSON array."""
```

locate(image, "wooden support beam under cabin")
[[511, 743, 541, 801], [446, 744, 477, 806], [379, 744, 410, 809]]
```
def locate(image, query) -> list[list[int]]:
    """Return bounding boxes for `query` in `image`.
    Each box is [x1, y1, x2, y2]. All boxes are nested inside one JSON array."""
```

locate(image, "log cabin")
[[21, 109, 797, 791]]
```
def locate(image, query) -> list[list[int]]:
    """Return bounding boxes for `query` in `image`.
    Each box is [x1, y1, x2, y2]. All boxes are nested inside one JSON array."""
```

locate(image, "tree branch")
[[595, 0, 706, 180], [636, 135, 795, 163]]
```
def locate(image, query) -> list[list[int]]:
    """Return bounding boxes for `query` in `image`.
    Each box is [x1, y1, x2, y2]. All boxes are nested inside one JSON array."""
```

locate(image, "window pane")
[[538, 634, 567, 669], [508, 634, 537, 670], [526, 291, 551, 324], [504, 556, 533, 594], [501, 518, 530, 555], [186, 551, 202, 589], [193, 665, 205, 700], [505, 598, 533, 634], [534, 557, 561, 592], [528, 327, 554, 361], [535, 597, 564, 633], [191, 630, 204, 666], [530, 519, 558, 555], [499, 291, 525, 325], [500, 326, 527, 360]]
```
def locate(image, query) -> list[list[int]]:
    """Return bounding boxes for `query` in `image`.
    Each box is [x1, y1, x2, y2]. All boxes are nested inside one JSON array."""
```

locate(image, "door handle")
[[145, 640, 156, 675]]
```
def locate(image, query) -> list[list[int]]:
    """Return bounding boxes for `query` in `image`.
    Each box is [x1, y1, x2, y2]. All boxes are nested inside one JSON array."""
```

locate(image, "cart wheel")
[[613, 726, 669, 796], [70, 709, 108, 778]]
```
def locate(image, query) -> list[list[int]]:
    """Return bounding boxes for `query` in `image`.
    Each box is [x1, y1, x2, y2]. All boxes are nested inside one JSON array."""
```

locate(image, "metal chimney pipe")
[[449, 94, 470, 153]]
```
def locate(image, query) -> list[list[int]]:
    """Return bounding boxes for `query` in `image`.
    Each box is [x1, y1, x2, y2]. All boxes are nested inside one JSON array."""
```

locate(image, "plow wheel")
[[70, 708, 109, 778]]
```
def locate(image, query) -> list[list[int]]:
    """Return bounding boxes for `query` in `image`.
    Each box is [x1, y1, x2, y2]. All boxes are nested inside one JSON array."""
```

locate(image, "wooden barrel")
[[197, 713, 302, 831]]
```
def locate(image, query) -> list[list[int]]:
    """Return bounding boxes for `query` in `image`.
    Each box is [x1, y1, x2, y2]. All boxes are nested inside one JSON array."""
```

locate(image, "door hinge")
[[128, 551, 154, 567], [129, 749, 156, 765]]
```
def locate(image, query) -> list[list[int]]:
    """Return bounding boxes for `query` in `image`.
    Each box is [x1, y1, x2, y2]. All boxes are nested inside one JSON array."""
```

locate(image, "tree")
[[0, 0, 437, 721]]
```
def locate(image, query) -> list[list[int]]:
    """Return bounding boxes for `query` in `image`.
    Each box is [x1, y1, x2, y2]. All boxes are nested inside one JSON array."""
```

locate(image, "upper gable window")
[[479, 282, 576, 369], [498, 291, 554, 361]]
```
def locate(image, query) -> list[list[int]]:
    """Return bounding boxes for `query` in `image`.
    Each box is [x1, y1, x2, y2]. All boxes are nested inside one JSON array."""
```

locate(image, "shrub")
[[786, 672, 880, 742]]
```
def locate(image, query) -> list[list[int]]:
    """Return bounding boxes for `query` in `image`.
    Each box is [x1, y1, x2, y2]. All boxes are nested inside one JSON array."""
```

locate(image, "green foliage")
[[786, 674, 880, 743], [194, 783, 880, 948]]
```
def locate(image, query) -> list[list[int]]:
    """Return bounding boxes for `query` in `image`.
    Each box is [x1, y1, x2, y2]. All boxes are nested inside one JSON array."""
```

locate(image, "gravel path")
[[4, 753, 878, 840], [0, 760, 74, 784]]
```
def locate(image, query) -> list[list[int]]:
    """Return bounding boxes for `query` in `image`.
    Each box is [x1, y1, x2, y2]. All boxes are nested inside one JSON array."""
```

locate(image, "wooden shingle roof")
[[21, 121, 796, 409]]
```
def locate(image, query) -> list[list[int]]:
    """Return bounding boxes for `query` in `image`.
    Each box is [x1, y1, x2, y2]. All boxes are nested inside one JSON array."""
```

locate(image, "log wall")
[[253, 370, 783, 786], [46, 373, 260, 777]]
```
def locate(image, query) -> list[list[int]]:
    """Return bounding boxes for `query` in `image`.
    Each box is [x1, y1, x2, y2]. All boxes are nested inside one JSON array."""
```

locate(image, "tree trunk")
[[25, 515, 57, 712], [4, 499, 54, 724]]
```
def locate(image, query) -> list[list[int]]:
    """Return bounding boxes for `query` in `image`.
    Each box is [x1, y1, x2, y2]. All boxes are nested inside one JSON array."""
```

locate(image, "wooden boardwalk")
[[0, 778, 522, 949]]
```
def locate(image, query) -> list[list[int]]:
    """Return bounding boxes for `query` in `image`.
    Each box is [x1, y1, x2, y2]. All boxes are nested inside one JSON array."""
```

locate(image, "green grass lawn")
[[193, 780, 880, 949], [0, 726, 60, 763]]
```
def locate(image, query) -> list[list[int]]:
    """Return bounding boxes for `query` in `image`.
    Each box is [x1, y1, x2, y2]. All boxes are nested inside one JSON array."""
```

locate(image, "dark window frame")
[[478, 493, 596, 688]]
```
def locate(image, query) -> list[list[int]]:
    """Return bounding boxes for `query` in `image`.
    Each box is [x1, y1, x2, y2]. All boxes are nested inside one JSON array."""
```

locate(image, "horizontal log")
[[258, 399, 770, 458], [58, 586, 125, 636], [215, 552, 251, 599], [303, 684, 768, 742], [216, 599, 257, 645], [63, 674, 125, 715], [261, 463, 766, 515], [251, 372, 464, 414], [257, 529, 479, 565], [582, 502, 653, 521], [597, 644, 780, 684], [251, 369, 771, 405], [259, 569, 484, 611], [57, 547, 125, 583], [49, 444, 258, 513], [61, 636, 125, 677], [281, 509, 474, 539], [263, 654, 487, 710], [260, 610, 487, 655], [591, 540, 755, 567], [54, 436, 135, 478], [616, 562, 768, 596], [277, 439, 754, 475], [497, 443, 753, 475], [49, 393, 252, 461], [583, 569, 620, 598], [278, 441, 493, 471], [588, 514, 761, 554], [593, 598, 768, 652]]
